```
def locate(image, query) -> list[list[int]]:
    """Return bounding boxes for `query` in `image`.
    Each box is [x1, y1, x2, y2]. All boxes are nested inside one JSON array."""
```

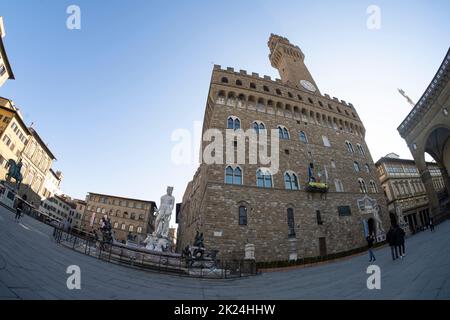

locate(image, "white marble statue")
[[154, 186, 175, 238], [373, 205, 385, 235]]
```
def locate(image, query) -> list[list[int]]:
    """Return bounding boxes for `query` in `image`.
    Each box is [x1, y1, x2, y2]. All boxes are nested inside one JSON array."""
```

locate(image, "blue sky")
[[0, 1, 449, 225]]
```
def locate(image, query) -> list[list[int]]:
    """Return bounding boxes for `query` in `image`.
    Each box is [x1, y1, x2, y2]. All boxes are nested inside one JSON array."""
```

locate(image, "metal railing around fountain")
[[52, 227, 258, 279]]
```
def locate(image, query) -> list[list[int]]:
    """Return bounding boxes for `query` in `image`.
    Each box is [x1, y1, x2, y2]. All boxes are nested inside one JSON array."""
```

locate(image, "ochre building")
[[376, 153, 446, 235], [82, 192, 157, 243]]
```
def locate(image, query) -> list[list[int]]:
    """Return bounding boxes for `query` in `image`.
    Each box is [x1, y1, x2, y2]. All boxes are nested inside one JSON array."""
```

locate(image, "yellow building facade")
[[0, 97, 57, 205], [19, 127, 56, 204], [0, 97, 30, 181]]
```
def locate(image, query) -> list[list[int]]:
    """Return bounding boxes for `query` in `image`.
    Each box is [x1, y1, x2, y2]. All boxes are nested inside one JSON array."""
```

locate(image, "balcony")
[[305, 182, 329, 193]]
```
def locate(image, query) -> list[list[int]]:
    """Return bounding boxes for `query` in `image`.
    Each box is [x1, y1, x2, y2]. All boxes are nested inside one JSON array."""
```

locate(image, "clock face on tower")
[[300, 80, 316, 92]]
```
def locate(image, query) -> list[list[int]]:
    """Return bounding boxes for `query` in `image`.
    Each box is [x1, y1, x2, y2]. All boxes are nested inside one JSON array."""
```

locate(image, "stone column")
[[416, 160, 440, 220], [439, 166, 450, 199]]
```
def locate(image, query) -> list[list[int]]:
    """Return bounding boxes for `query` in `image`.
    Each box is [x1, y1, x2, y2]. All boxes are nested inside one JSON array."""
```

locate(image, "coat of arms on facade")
[[357, 195, 386, 240]]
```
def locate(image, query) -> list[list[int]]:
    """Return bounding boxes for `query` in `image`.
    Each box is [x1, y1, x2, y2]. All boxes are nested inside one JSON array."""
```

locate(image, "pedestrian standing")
[[396, 225, 406, 258], [366, 233, 376, 262], [386, 226, 398, 261], [429, 218, 435, 232]]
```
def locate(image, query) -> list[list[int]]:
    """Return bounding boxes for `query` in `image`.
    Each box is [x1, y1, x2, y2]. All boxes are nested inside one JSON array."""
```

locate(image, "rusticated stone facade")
[[177, 34, 390, 262]]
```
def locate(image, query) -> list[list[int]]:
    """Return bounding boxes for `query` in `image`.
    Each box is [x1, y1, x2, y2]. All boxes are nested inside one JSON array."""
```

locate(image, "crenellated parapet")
[[212, 65, 358, 110], [209, 64, 365, 137]]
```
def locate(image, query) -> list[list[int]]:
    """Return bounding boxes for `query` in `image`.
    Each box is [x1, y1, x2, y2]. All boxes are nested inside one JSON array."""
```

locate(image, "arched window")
[[129, 225, 134, 232], [216, 91, 226, 104], [137, 227, 142, 233], [284, 172, 299, 190], [365, 164, 370, 173], [234, 167, 242, 185], [235, 118, 241, 130], [358, 179, 368, 193], [322, 135, 331, 147], [369, 180, 378, 193], [113, 222, 119, 228], [287, 208, 296, 238], [353, 161, 360, 172], [236, 79, 242, 86], [252, 121, 265, 134], [263, 85, 269, 92], [276, 89, 282, 95], [225, 166, 233, 184], [225, 166, 242, 185], [346, 141, 354, 153], [357, 144, 366, 156], [278, 126, 289, 140], [238, 206, 247, 225], [227, 116, 240, 130], [139, 214, 144, 220], [256, 169, 273, 188], [250, 82, 256, 89], [221, 77, 228, 83], [121, 223, 126, 230], [334, 179, 344, 192], [299, 131, 308, 143]]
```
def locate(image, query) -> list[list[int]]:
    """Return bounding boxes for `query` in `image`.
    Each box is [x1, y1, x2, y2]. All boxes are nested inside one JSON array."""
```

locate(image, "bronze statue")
[[5, 159, 23, 189]]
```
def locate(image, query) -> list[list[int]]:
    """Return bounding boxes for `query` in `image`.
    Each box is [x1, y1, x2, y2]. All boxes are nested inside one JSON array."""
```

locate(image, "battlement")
[[268, 33, 301, 52], [212, 64, 356, 110]]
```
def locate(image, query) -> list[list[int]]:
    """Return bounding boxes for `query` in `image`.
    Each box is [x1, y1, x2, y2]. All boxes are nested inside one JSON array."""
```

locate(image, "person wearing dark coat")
[[366, 233, 376, 262], [395, 226, 406, 258], [386, 226, 398, 261], [14, 195, 27, 222]]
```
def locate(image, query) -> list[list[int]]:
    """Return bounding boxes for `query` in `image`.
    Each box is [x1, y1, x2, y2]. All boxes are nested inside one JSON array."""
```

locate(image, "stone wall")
[[177, 58, 389, 262]]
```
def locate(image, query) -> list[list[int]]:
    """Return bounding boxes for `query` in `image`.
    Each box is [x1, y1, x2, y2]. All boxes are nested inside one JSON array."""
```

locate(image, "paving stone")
[[1, 207, 450, 299]]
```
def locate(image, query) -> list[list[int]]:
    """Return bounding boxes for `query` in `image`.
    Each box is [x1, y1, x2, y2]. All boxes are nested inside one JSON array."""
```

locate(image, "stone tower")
[[177, 34, 389, 263], [268, 34, 319, 94]]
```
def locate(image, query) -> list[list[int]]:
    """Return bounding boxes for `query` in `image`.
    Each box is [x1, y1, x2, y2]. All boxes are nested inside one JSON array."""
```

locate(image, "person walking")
[[14, 195, 26, 222], [386, 226, 398, 261], [396, 225, 406, 258], [366, 233, 376, 262], [429, 218, 435, 232]]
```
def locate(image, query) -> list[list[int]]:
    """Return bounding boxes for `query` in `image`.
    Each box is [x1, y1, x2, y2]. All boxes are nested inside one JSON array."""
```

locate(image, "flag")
[[308, 167, 313, 182], [324, 166, 329, 183]]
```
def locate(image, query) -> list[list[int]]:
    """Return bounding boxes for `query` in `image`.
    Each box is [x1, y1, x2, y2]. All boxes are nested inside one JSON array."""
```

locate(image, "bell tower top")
[[268, 34, 319, 93]]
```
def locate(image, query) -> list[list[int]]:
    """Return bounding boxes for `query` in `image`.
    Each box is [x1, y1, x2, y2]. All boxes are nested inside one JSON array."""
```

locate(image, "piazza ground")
[[0, 206, 449, 299]]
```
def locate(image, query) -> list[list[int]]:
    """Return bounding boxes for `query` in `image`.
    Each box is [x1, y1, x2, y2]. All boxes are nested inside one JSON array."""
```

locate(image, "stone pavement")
[[0, 205, 449, 299]]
